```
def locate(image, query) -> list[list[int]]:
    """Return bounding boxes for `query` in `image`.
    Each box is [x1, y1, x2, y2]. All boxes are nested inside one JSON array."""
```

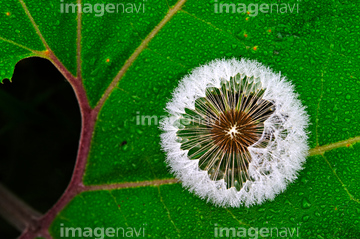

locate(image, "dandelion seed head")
[[160, 58, 309, 207]]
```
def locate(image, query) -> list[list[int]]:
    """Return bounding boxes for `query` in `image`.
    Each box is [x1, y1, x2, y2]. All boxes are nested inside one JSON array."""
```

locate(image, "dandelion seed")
[[160, 58, 309, 207]]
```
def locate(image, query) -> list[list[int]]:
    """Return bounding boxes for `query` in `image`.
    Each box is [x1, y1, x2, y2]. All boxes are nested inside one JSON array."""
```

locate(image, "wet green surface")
[[1, 0, 360, 238]]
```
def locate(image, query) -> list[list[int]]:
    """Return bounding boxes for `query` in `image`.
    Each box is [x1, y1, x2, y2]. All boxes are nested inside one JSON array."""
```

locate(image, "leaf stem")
[[0, 183, 42, 232], [17, 51, 95, 239], [309, 135, 360, 156]]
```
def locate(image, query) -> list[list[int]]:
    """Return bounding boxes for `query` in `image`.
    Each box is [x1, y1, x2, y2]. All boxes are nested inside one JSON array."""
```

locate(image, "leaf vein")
[[321, 154, 359, 204], [94, 0, 187, 111]]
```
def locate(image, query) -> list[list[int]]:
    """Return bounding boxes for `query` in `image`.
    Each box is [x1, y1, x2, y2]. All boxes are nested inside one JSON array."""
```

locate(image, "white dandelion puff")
[[159, 58, 309, 207]]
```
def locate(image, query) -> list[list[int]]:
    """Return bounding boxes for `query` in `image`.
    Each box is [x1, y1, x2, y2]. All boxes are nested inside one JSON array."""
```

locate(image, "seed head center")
[[175, 77, 275, 191], [226, 124, 241, 139], [210, 109, 260, 155]]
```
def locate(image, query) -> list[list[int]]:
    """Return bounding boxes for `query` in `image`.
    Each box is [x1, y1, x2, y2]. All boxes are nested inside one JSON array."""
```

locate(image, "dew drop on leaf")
[[301, 197, 312, 209]]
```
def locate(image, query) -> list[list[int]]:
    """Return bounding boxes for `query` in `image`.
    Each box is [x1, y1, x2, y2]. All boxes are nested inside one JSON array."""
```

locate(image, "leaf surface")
[[1, 0, 360, 238]]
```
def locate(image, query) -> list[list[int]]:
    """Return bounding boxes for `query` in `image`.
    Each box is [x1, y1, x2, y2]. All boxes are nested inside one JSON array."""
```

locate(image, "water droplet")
[[301, 197, 311, 209]]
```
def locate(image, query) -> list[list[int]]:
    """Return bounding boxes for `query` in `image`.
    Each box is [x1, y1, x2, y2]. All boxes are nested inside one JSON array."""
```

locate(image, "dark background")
[[0, 57, 81, 238]]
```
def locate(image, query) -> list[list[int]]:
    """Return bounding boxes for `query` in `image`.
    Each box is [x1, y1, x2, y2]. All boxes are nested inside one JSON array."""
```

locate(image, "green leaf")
[[1, 0, 360, 238]]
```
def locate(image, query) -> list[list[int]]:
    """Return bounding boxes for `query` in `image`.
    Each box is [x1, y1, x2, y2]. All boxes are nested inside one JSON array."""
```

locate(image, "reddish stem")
[[17, 52, 96, 239]]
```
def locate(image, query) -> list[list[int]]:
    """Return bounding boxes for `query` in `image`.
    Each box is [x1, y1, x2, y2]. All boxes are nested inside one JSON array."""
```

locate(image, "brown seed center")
[[211, 109, 260, 155]]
